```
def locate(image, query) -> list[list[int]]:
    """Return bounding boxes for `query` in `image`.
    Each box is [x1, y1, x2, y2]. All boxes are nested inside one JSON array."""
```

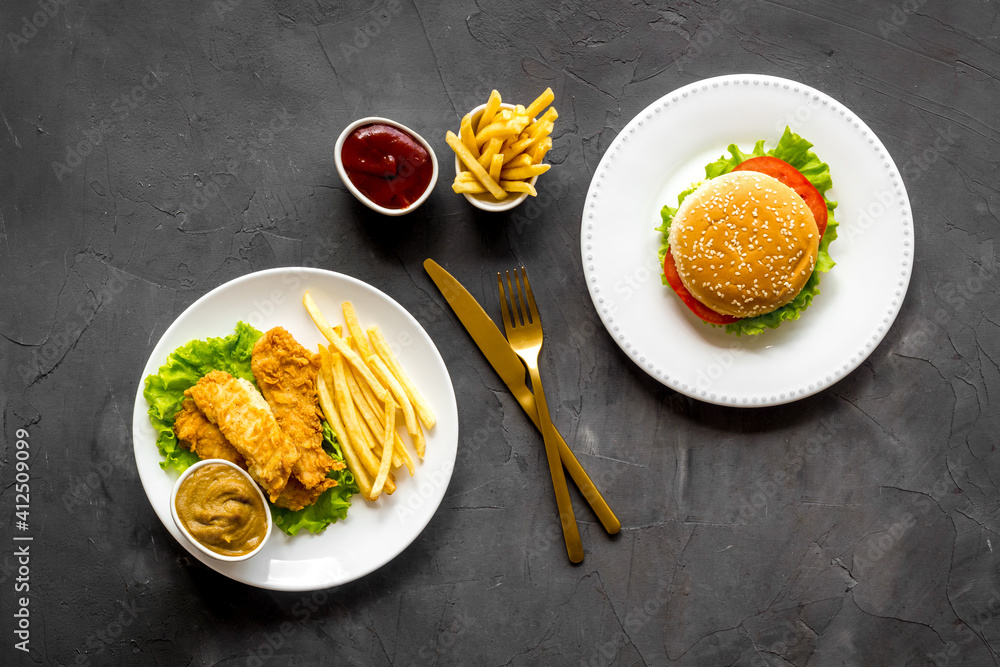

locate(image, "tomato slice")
[[732, 156, 828, 238], [662, 250, 740, 325]]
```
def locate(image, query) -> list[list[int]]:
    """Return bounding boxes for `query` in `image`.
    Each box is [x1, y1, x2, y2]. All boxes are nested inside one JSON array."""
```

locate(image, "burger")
[[658, 128, 838, 335], [668, 171, 819, 319]]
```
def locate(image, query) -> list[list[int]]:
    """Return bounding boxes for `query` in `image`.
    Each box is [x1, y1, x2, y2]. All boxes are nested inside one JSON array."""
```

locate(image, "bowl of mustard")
[[170, 459, 272, 562]]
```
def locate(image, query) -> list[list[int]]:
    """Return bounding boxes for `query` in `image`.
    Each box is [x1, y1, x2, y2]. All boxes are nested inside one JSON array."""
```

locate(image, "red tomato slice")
[[662, 250, 740, 325], [732, 156, 828, 238]]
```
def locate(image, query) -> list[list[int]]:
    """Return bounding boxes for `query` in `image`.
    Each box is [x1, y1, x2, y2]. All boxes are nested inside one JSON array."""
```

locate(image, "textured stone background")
[[2, 1, 999, 665]]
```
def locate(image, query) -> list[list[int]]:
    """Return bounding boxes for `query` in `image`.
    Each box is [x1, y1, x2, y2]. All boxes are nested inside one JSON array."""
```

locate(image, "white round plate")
[[581, 73, 913, 407], [131, 268, 459, 590]]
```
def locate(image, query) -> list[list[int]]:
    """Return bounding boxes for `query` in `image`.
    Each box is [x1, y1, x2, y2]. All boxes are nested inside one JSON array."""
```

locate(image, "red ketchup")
[[340, 123, 433, 209]]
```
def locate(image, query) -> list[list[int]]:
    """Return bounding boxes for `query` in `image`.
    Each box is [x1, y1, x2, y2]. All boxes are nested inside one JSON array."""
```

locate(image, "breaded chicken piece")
[[185, 370, 299, 502], [252, 327, 337, 489], [275, 476, 340, 511], [173, 399, 246, 468]]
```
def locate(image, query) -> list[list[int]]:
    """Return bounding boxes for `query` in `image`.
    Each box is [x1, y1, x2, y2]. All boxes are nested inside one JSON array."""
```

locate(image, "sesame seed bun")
[[667, 171, 820, 319]]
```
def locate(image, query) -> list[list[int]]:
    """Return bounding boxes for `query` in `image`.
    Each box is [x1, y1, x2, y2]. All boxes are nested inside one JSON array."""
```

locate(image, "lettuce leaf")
[[657, 126, 839, 335], [143, 321, 262, 472], [141, 322, 358, 535]]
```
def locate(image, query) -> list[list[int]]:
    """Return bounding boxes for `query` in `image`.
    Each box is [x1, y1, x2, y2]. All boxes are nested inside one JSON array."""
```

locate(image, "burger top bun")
[[668, 170, 820, 319]]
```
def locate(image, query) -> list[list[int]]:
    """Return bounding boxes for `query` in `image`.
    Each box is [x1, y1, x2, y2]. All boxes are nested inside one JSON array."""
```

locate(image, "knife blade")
[[424, 258, 620, 535]]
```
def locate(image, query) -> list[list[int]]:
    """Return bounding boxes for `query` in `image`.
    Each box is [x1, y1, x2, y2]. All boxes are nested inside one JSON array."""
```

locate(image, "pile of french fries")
[[446, 88, 557, 201], [303, 291, 435, 501]]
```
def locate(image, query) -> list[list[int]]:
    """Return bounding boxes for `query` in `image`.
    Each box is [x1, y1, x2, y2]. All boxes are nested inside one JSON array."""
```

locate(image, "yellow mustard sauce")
[[175, 463, 268, 557]]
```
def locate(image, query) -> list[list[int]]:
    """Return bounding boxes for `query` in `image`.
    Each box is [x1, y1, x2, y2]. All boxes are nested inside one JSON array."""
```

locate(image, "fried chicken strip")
[[173, 399, 246, 468], [276, 477, 338, 511], [185, 369, 299, 502], [252, 327, 337, 489]]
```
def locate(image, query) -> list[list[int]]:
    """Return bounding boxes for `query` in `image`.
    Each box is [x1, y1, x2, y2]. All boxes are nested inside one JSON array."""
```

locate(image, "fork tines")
[[498, 267, 539, 330]]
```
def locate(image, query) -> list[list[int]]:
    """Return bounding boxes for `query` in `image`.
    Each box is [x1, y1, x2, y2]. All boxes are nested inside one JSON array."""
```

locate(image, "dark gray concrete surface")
[[2, 1, 999, 665]]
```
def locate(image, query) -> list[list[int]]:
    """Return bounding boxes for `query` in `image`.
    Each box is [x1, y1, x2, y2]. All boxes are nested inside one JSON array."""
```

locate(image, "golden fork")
[[497, 267, 584, 563]]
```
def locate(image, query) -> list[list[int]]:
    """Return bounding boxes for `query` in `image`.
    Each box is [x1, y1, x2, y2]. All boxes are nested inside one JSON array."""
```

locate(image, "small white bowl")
[[170, 459, 272, 562], [335, 117, 438, 216], [454, 103, 539, 213]]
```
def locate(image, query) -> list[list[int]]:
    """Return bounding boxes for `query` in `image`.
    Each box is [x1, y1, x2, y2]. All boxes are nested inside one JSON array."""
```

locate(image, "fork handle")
[[527, 364, 584, 564], [513, 389, 620, 535]]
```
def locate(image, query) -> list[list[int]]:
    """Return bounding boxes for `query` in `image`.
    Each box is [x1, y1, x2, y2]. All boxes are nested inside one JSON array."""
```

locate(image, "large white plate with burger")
[[581, 74, 913, 406], [131, 267, 459, 590]]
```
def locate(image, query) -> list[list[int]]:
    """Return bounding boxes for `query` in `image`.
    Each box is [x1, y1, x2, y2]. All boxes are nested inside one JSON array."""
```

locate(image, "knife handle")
[[552, 426, 621, 535], [516, 389, 620, 534], [514, 388, 620, 534]]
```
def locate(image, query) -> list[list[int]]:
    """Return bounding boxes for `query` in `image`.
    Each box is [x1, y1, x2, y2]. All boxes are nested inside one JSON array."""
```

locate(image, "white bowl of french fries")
[[446, 88, 557, 212]]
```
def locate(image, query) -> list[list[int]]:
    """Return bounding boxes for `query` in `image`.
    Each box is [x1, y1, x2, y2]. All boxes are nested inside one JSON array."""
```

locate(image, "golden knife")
[[423, 258, 621, 535]]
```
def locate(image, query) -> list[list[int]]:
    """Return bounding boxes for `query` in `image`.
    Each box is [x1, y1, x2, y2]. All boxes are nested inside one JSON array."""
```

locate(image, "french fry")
[[331, 353, 373, 472], [354, 401, 395, 484], [459, 113, 479, 160], [348, 355, 409, 465], [318, 344, 335, 392], [502, 180, 537, 196], [452, 180, 487, 194], [345, 365, 383, 432], [530, 137, 552, 163], [346, 364, 404, 470], [454, 178, 537, 196], [474, 121, 520, 147], [351, 360, 415, 475], [445, 131, 507, 200], [499, 135, 517, 157], [500, 164, 550, 180], [368, 326, 436, 430], [303, 291, 390, 404], [477, 137, 503, 170], [529, 122, 554, 144], [394, 430, 416, 476], [504, 153, 533, 170], [333, 352, 395, 494], [524, 87, 555, 120], [526, 107, 558, 135], [342, 301, 371, 360], [351, 360, 385, 419], [317, 364, 373, 499], [476, 90, 502, 133], [508, 106, 530, 133], [354, 405, 378, 454], [368, 354, 421, 451], [371, 395, 396, 498], [502, 131, 548, 165], [488, 153, 503, 183]]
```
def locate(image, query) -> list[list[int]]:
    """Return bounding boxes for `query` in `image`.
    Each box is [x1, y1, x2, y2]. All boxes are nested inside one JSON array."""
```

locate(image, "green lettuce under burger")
[[657, 127, 839, 336], [143, 322, 358, 535]]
